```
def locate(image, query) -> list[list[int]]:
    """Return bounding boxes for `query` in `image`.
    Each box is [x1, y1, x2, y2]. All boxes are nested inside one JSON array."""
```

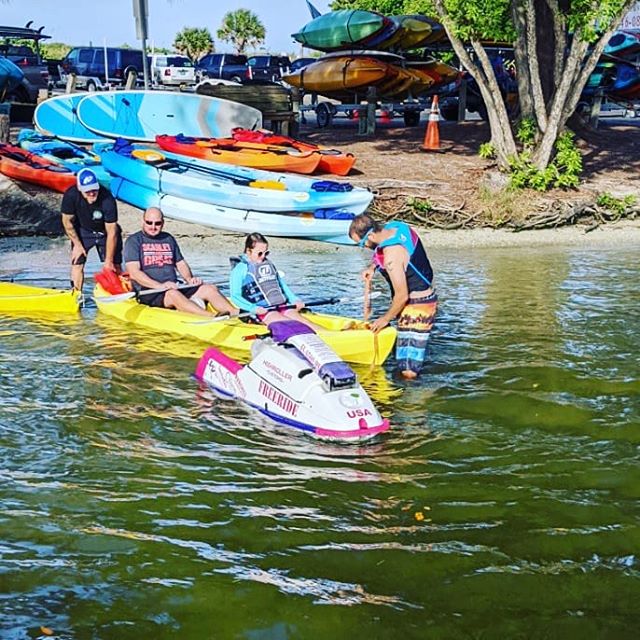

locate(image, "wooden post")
[[37, 89, 49, 104], [358, 86, 377, 136], [0, 113, 10, 143], [290, 86, 301, 135], [65, 72, 77, 94], [458, 78, 468, 122], [590, 89, 604, 129], [125, 69, 138, 90]]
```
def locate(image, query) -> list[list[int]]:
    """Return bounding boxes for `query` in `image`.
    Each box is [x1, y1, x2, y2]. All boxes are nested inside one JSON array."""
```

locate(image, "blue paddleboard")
[[76, 90, 263, 142], [34, 93, 110, 143]]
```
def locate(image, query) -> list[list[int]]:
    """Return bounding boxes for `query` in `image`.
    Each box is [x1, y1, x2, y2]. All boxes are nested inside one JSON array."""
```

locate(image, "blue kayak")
[[0, 57, 24, 92], [17, 129, 111, 187], [94, 140, 373, 215], [110, 176, 354, 244]]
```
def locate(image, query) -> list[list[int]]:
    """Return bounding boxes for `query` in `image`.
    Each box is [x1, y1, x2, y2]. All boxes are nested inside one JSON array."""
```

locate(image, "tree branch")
[[524, 0, 548, 131], [544, 0, 566, 90], [511, 0, 534, 119]]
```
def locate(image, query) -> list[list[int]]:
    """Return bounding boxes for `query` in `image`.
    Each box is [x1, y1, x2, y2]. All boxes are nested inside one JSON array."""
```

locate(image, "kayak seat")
[[311, 180, 353, 193]]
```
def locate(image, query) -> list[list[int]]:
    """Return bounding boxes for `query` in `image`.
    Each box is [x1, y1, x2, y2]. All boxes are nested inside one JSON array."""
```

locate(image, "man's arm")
[[103, 221, 118, 270], [370, 245, 409, 333], [176, 259, 201, 285], [61, 213, 86, 262]]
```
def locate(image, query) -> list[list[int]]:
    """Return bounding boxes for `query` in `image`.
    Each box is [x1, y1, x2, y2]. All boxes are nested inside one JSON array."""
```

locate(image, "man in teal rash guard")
[[349, 213, 437, 379], [229, 232, 322, 331]]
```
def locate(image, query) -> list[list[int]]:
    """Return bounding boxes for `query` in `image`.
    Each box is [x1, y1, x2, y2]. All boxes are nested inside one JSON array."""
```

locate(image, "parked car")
[[247, 55, 291, 81], [0, 43, 49, 101], [61, 47, 145, 90], [289, 57, 316, 73], [150, 54, 195, 86], [195, 53, 248, 83]]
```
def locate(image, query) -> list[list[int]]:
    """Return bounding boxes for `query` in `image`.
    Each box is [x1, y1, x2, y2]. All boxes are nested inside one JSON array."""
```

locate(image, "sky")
[[0, 0, 334, 55]]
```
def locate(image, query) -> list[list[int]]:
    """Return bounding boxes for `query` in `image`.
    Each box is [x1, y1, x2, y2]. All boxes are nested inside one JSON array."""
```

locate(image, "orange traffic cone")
[[421, 95, 442, 152], [379, 109, 391, 125]]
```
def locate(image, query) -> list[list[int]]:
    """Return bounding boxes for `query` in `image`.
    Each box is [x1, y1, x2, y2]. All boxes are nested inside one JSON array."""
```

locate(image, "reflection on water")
[[1, 244, 639, 638]]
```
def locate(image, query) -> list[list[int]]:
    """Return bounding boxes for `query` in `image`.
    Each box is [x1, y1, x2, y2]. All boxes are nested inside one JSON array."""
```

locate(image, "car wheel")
[[5, 86, 30, 103], [230, 76, 242, 84], [123, 66, 138, 85], [403, 110, 421, 127], [316, 102, 333, 128], [86, 80, 97, 92]]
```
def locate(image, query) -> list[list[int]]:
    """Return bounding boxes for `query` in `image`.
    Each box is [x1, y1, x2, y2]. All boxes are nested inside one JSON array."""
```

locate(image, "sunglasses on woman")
[[255, 250, 270, 257]]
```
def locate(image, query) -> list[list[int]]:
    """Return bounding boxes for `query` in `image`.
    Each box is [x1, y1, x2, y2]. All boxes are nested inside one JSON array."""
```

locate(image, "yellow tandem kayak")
[[93, 285, 396, 365], [0, 282, 81, 314]]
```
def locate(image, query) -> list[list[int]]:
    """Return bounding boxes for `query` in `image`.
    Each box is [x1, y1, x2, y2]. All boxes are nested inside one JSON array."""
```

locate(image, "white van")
[[151, 54, 195, 86]]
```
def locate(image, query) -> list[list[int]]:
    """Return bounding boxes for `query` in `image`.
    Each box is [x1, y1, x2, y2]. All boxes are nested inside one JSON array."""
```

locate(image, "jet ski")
[[194, 320, 390, 441]]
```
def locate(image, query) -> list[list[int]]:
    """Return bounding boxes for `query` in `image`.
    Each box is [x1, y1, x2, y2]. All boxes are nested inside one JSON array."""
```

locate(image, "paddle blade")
[[94, 268, 129, 294]]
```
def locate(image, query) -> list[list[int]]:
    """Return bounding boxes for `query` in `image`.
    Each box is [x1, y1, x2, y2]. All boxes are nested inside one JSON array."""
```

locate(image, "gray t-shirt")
[[123, 230, 184, 285]]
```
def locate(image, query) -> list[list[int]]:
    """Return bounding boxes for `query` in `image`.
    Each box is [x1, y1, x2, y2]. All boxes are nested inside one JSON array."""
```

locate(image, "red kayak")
[[155, 134, 321, 174], [230, 128, 356, 176], [0, 142, 76, 192]]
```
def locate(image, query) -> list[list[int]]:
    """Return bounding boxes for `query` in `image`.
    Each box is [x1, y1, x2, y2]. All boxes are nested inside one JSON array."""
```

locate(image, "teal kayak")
[[17, 129, 111, 187], [292, 10, 386, 51]]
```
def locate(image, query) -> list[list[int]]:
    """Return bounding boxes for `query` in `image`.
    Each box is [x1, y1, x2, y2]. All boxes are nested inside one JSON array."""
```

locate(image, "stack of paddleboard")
[[284, 10, 458, 101], [585, 31, 640, 101], [32, 90, 371, 243], [34, 90, 263, 144]]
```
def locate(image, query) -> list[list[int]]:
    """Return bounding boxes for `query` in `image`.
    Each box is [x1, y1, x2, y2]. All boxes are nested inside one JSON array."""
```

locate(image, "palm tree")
[[173, 27, 214, 63], [217, 9, 265, 55]]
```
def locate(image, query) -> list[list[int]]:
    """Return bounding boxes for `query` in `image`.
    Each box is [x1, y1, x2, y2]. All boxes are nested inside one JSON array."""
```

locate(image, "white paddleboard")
[[76, 90, 262, 142]]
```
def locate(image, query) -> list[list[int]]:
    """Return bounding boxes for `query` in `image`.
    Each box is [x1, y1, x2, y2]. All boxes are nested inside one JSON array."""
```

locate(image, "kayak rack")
[[299, 84, 454, 133]]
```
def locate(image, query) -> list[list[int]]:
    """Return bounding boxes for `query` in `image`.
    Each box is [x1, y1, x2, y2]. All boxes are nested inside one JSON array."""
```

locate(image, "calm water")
[[1, 242, 639, 639]]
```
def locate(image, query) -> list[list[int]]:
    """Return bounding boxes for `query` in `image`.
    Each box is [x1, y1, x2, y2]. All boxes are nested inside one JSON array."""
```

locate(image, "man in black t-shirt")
[[123, 207, 236, 318], [61, 168, 123, 291]]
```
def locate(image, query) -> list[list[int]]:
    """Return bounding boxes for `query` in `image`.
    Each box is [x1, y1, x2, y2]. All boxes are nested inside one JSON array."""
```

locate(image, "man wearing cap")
[[61, 168, 123, 291], [349, 213, 437, 379]]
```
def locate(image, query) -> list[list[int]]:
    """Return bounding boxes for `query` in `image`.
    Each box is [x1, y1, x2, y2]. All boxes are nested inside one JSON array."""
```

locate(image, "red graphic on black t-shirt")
[[142, 242, 174, 268]]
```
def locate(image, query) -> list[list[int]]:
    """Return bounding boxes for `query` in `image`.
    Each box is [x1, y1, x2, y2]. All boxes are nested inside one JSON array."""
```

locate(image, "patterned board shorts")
[[396, 292, 438, 375]]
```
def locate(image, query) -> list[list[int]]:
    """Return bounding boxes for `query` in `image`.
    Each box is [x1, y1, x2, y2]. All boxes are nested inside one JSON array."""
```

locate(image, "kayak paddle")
[[187, 292, 383, 324], [95, 281, 227, 304]]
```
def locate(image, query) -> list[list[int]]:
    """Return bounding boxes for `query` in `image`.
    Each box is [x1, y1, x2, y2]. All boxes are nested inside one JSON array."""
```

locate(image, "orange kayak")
[[230, 129, 356, 176], [155, 134, 321, 174], [0, 142, 76, 192]]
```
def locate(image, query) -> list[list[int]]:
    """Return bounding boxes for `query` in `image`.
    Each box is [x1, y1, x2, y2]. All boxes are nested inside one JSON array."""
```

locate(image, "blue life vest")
[[373, 221, 433, 293], [241, 257, 287, 307]]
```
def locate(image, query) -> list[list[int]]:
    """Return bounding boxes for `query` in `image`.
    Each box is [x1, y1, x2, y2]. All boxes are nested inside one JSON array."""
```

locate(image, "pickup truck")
[[0, 43, 49, 102], [195, 53, 248, 83]]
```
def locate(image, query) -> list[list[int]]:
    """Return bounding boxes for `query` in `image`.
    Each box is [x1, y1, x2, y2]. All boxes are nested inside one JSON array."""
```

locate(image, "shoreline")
[[1, 201, 639, 275]]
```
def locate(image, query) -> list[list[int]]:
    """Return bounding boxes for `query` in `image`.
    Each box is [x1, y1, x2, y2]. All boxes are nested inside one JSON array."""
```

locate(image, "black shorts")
[[72, 225, 123, 265], [137, 284, 201, 308]]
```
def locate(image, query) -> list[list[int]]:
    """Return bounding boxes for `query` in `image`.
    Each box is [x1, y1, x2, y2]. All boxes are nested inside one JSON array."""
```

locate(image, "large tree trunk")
[[437, 0, 637, 173], [434, 1, 518, 167]]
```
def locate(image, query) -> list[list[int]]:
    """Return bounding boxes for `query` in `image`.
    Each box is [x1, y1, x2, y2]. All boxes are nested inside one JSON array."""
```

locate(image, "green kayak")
[[292, 10, 386, 51]]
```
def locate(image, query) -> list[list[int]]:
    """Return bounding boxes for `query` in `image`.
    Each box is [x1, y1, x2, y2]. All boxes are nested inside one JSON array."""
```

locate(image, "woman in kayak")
[[229, 233, 323, 330]]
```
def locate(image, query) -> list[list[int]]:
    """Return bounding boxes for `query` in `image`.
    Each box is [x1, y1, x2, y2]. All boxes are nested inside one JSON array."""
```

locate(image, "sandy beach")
[[1, 198, 639, 277]]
